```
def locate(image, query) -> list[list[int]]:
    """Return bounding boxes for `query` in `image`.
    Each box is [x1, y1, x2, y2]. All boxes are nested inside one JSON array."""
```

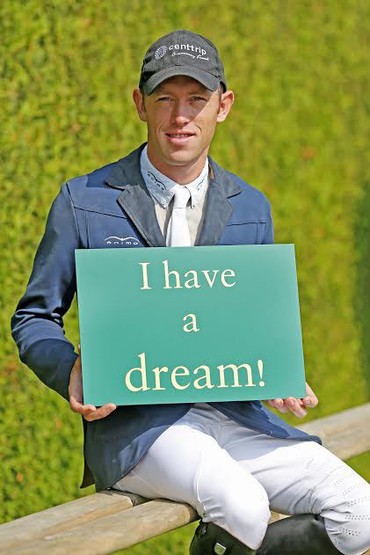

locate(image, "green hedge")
[[1, 1, 369, 553]]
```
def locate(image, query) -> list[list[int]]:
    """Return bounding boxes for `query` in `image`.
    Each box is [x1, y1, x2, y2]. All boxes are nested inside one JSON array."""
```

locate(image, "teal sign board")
[[75, 245, 306, 406]]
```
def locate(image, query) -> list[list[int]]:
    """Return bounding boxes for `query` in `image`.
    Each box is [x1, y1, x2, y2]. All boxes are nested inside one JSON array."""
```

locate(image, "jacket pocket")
[[84, 211, 144, 249], [219, 221, 261, 245]]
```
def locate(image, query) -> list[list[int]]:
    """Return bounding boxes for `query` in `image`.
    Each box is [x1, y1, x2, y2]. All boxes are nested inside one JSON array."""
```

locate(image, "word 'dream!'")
[[124, 353, 266, 392]]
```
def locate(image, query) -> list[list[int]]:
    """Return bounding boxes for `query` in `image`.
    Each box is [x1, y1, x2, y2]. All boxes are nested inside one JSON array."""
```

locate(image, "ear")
[[133, 88, 147, 122], [216, 90, 234, 123]]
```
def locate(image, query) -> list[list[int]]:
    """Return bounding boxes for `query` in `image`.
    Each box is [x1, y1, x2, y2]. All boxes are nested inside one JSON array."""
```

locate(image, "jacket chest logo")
[[104, 235, 141, 247]]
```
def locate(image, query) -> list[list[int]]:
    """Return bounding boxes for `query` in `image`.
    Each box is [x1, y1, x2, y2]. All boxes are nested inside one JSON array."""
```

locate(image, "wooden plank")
[[4, 499, 197, 555], [1, 403, 369, 554], [299, 402, 370, 459], [0, 490, 144, 551]]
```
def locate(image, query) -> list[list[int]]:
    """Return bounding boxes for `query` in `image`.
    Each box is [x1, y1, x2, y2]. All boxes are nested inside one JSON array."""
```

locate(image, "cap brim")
[[142, 66, 221, 95]]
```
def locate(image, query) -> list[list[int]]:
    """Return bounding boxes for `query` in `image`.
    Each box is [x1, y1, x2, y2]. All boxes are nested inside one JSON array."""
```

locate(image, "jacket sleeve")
[[262, 201, 274, 245], [11, 184, 79, 400]]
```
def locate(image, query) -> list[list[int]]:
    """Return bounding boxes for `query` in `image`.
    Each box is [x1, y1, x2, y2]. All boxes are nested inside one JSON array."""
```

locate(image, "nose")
[[171, 99, 191, 127]]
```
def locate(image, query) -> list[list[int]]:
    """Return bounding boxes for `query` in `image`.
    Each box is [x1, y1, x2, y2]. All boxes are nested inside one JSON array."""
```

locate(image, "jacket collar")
[[105, 144, 241, 247], [105, 145, 165, 247], [198, 157, 241, 246]]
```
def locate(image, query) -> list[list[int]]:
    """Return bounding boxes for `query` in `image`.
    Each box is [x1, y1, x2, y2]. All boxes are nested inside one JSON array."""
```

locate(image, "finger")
[[286, 397, 307, 418], [302, 395, 318, 408], [81, 406, 99, 420], [267, 399, 290, 414], [84, 403, 117, 422], [304, 383, 318, 406], [69, 394, 81, 413], [70, 396, 96, 416], [267, 398, 284, 409], [277, 405, 290, 413]]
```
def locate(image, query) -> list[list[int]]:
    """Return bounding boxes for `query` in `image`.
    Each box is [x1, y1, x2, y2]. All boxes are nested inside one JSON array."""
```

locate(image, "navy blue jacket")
[[11, 145, 319, 491]]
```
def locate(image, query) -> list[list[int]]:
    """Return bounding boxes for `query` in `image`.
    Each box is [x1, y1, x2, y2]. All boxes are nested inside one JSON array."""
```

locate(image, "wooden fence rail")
[[1, 402, 369, 555]]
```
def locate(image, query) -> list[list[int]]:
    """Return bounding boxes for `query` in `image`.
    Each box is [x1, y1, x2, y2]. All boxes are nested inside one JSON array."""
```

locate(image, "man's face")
[[133, 76, 234, 180]]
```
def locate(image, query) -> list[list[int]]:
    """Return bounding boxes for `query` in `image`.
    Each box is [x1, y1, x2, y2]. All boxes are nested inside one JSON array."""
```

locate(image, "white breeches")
[[114, 404, 370, 554]]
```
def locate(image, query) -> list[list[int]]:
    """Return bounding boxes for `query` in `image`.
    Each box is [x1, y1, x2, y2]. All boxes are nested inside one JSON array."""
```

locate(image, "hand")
[[68, 350, 117, 421], [266, 382, 318, 419]]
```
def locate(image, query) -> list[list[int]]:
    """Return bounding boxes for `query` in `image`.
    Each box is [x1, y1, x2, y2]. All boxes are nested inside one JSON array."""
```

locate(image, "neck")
[[146, 147, 209, 185]]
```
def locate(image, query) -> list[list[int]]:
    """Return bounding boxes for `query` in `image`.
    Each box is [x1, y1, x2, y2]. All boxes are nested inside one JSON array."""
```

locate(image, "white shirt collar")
[[140, 145, 208, 209]]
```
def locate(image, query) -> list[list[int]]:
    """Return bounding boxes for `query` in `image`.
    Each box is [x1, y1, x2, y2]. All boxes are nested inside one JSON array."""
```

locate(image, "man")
[[11, 30, 370, 554]]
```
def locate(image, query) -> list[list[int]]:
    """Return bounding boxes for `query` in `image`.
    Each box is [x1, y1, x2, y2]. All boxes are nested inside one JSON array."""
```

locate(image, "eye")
[[156, 96, 172, 102], [190, 96, 207, 102]]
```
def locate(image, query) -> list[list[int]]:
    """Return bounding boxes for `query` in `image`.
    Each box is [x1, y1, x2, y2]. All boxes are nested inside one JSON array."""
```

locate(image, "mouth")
[[166, 132, 195, 138], [165, 132, 195, 145]]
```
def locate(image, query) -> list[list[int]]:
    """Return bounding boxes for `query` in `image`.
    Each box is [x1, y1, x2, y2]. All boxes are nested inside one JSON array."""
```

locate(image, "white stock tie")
[[166, 185, 191, 246]]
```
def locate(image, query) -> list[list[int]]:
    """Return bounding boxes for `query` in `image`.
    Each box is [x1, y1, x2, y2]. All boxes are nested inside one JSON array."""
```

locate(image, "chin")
[[166, 151, 196, 166]]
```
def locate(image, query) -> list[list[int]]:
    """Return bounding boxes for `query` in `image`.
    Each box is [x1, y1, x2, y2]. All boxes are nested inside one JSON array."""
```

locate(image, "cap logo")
[[154, 43, 209, 62], [169, 43, 209, 61], [154, 45, 167, 60]]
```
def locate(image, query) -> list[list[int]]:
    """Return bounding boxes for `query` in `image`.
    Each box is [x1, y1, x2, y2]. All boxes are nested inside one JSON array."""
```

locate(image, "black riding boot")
[[256, 514, 341, 554], [190, 522, 256, 554]]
